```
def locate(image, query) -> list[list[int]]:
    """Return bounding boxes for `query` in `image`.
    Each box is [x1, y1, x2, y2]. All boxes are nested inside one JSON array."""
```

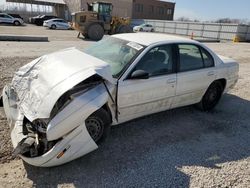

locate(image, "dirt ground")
[[0, 25, 250, 188]]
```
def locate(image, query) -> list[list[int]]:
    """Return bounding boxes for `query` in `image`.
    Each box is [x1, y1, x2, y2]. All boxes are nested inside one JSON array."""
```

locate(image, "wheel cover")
[[86, 117, 104, 142]]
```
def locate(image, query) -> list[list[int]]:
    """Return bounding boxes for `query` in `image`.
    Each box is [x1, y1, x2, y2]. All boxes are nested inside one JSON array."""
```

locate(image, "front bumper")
[[2, 85, 98, 167]]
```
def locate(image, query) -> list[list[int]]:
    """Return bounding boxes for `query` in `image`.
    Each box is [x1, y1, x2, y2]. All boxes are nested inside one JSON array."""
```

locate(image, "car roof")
[[113, 33, 196, 46], [50, 18, 63, 21]]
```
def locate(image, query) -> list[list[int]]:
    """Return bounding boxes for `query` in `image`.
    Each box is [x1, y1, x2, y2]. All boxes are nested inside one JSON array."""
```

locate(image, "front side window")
[[133, 45, 174, 77], [84, 37, 144, 77], [178, 44, 204, 72], [4, 15, 12, 18]]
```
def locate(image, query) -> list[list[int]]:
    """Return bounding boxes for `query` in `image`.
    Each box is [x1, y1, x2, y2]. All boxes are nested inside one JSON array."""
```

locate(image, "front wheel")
[[85, 108, 111, 144], [196, 82, 223, 111], [51, 24, 56, 29]]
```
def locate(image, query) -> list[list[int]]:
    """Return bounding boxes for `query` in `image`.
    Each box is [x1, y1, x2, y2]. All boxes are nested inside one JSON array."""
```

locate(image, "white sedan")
[[133, 24, 155, 32], [43, 18, 71, 30], [0, 33, 239, 167], [0, 13, 24, 26]]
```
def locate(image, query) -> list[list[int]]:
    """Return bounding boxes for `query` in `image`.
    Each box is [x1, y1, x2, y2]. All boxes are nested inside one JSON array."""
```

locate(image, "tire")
[[117, 25, 133, 33], [51, 24, 56, 30], [151, 29, 154, 32], [196, 81, 223, 111], [13, 21, 20, 26], [139, 28, 143, 32], [85, 108, 111, 144], [87, 24, 104, 41], [82, 33, 89, 39]]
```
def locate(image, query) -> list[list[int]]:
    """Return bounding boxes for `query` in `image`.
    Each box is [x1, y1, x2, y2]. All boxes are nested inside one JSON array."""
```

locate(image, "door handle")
[[167, 78, 176, 84], [207, 71, 215, 76]]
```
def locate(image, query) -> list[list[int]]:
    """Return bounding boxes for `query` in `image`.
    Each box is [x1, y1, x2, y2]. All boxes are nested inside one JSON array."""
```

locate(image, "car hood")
[[11, 47, 115, 121]]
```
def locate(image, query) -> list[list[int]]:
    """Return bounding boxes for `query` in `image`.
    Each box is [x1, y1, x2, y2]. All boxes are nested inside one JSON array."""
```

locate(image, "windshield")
[[84, 37, 145, 77]]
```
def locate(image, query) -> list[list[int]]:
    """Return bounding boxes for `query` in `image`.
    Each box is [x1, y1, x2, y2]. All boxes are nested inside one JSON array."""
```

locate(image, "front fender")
[[46, 83, 114, 141]]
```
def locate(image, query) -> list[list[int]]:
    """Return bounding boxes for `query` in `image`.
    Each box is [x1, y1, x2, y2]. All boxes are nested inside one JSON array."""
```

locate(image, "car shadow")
[[24, 94, 250, 187]]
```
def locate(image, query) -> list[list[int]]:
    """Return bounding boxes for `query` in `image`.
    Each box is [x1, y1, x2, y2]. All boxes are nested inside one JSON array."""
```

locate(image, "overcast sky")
[[1, 0, 250, 21]]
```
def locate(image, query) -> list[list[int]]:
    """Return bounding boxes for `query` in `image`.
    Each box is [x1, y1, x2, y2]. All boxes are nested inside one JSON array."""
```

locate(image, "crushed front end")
[[0, 48, 115, 167]]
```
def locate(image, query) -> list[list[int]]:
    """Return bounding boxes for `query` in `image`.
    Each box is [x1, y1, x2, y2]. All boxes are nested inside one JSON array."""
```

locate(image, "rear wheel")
[[196, 81, 223, 111], [87, 24, 104, 41], [85, 108, 111, 144], [13, 21, 20, 26], [151, 29, 154, 32]]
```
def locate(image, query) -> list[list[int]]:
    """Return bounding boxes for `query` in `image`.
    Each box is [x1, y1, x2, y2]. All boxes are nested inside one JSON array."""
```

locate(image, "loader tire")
[[87, 24, 104, 41], [117, 25, 132, 33]]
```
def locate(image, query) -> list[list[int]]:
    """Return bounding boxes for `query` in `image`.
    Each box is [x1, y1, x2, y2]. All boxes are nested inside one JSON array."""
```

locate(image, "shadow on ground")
[[24, 94, 250, 187]]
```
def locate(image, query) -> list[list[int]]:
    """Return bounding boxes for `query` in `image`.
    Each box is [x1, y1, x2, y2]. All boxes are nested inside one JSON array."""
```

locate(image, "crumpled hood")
[[11, 47, 114, 121]]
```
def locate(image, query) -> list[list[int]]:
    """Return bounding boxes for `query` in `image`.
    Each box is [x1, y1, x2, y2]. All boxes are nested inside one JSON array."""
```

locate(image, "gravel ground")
[[0, 25, 250, 187]]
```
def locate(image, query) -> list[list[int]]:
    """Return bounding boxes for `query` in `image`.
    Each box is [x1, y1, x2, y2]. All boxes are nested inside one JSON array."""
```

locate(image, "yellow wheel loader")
[[71, 1, 132, 41]]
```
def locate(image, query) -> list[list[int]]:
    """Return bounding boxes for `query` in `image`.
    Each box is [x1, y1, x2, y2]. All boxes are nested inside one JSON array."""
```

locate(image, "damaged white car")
[[0, 33, 239, 167]]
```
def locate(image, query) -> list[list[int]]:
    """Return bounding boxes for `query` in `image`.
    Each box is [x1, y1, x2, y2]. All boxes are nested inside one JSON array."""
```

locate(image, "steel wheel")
[[85, 108, 111, 143], [86, 117, 104, 142]]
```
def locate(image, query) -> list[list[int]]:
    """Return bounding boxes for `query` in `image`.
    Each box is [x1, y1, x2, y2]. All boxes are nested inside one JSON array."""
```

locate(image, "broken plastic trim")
[[13, 117, 59, 158]]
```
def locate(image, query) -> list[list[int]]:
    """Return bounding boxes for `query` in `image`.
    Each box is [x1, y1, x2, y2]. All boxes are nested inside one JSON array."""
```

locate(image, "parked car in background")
[[9, 13, 23, 20], [29, 15, 42, 24], [34, 15, 58, 26], [0, 33, 239, 167], [43, 18, 71, 30], [133, 24, 154, 32], [0, 13, 24, 26]]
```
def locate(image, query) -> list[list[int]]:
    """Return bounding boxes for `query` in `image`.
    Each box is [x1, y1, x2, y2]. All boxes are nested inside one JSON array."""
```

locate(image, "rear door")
[[118, 44, 177, 123], [172, 44, 216, 108]]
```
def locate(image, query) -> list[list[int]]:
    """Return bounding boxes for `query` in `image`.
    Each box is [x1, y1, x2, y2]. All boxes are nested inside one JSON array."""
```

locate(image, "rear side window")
[[178, 44, 204, 72], [178, 44, 214, 72], [201, 48, 214, 68]]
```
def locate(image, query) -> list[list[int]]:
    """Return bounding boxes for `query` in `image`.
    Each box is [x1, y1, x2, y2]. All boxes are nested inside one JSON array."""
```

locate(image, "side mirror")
[[130, 70, 149, 79]]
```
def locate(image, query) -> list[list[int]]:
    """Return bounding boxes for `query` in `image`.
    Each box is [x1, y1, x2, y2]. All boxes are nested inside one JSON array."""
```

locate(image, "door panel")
[[172, 68, 216, 108], [118, 74, 176, 123], [117, 43, 177, 123], [172, 44, 216, 108]]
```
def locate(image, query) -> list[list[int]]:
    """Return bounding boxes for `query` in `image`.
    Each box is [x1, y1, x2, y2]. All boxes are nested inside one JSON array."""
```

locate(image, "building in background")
[[65, 0, 175, 20], [132, 0, 175, 20], [1, 0, 175, 21], [2, 0, 68, 22], [64, 0, 133, 18]]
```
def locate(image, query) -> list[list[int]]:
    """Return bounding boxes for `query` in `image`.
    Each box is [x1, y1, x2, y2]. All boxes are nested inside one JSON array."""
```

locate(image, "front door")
[[118, 44, 177, 123]]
